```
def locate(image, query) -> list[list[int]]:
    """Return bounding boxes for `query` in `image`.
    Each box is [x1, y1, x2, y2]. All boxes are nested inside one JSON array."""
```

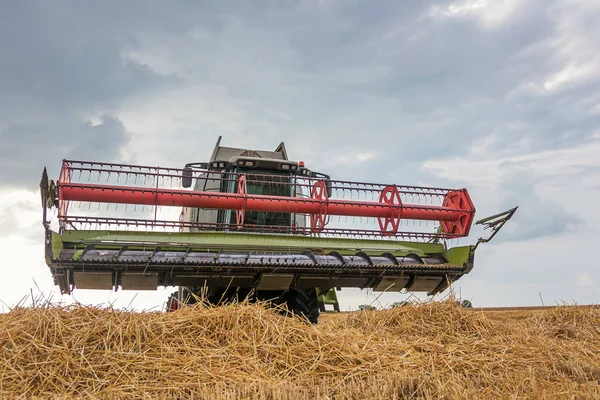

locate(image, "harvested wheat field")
[[1, 302, 599, 399]]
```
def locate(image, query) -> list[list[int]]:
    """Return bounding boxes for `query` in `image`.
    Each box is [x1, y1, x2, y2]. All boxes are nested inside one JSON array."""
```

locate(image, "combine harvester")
[[40, 137, 516, 323]]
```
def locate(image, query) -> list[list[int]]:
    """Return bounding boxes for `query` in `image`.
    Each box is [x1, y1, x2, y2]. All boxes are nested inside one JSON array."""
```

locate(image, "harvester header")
[[40, 137, 516, 321]]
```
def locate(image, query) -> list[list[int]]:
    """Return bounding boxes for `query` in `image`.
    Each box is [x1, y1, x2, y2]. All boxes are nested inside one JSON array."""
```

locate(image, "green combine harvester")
[[40, 137, 516, 323]]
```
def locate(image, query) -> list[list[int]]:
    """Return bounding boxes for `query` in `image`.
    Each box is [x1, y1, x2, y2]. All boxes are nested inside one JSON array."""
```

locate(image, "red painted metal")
[[441, 190, 475, 236], [378, 185, 403, 236], [59, 183, 470, 222], [310, 180, 328, 233], [55, 160, 477, 238]]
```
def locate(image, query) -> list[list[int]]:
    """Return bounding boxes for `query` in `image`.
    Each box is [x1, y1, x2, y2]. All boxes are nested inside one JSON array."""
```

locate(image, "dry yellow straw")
[[1, 301, 599, 399]]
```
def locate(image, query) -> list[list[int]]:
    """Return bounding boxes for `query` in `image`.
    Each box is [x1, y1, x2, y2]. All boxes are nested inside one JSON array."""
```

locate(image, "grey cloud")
[[3, 0, 571, 180], [0, 3, 178, 118], [471, 174, 584, 244], [501, 192, 582, 242], [3, 0, 596, 165], [0, 115, 129, 188], [0, 2, 182, 190], [145, 0, 598, 170], [2, 0, 595, 192]]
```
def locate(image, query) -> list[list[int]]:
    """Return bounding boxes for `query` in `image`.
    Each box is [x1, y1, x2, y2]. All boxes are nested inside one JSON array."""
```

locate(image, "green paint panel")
[[57, 230, 447, 256], [443, 246, 473, 267], [51, 231, 63, 259], [317, 288, 339, 305], [72, 249, 85, 261]]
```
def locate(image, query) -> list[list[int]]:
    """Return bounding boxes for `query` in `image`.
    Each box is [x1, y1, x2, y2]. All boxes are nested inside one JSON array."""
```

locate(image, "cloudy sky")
[[1, 0, 599, 311]]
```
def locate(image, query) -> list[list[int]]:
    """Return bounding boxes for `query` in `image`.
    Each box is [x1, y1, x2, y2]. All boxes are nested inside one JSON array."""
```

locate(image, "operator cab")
[[180, 137, 330, 233]]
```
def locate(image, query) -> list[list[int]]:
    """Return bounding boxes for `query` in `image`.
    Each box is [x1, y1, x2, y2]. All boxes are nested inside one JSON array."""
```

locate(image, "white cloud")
[[543, 63, 596, 92], [330, 150, 380, 166], [541, 0, 600, 92], [423, 136, 600, 245], [0, 189, 40, 235], [429, 0, 522, 29], [118, 84, 254, 167], [422, 139, 600, 189]]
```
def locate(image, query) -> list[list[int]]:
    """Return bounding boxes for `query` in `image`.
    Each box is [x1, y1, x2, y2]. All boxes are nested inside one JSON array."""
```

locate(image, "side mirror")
[[182, 162, 209, 188], [182, 166, 193, 188]]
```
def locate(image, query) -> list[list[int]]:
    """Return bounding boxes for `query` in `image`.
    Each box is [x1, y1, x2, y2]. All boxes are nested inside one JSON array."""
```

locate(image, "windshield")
[[230, 168, 293, 228]]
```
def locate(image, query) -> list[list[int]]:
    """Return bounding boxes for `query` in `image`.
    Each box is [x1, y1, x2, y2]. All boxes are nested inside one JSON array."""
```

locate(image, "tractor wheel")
[[461, 299, 473, 308], [207, 287, 249, 305], [166, 291, 179, 312], [284, 287, 320, 324], [171, 287, 320, 323]]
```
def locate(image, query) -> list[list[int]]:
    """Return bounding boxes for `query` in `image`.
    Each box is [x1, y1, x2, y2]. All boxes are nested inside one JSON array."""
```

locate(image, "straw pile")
[[1, 302, 599, 399]]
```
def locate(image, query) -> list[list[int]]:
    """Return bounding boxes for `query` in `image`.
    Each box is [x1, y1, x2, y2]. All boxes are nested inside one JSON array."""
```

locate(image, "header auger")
[[40, 137, 516, 323]]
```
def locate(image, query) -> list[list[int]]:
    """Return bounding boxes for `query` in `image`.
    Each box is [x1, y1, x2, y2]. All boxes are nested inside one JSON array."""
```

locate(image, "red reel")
[[310, 181, 328, 233], [441, 190, 475, 236], [378, 186, 403, 236]]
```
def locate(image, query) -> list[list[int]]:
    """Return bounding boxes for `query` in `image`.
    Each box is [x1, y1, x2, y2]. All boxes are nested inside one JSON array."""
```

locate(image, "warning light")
[[299, 161, 305, 167]]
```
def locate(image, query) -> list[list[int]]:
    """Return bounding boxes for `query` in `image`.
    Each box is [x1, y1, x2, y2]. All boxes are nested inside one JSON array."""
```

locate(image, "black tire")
[[284, 287, 320, 324], [181, 286, 208, 305], [166, 291, 179, 312], [461, 299, 473, 308], [207, 287, 248, 305], [170, 286, 320, 324], [318, 301, 326, 312]]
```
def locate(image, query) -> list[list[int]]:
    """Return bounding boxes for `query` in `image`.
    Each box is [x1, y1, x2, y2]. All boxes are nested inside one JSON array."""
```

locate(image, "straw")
[[1, 301, 599, 399]]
